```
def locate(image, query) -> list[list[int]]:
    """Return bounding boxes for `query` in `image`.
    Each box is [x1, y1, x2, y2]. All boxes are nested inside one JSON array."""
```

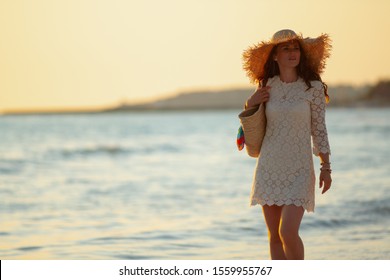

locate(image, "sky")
[[1, 0, 389, 112]]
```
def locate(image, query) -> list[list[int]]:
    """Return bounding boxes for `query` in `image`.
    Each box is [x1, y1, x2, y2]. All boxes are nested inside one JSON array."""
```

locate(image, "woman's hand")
[[245, 86, 271, 108], [319, 170, 332, 194]]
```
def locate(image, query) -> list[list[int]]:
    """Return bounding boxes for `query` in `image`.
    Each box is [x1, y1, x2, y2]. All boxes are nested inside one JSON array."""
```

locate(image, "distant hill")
[[359, 80, 390, 107], [106, 88, 252, 111], [105, 81, 390, 112], [4, 80, 389, 115]]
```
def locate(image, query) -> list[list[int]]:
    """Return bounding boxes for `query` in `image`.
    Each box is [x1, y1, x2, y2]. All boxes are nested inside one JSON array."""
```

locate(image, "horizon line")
[[1, 80, 385, 115]]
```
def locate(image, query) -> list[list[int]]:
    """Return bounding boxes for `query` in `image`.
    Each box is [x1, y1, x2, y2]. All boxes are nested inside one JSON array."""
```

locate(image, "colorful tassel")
[[236, 126, 245, 151]]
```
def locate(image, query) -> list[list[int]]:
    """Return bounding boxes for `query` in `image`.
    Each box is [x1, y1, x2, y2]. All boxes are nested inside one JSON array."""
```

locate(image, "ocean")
[[0, 108, 389, 260]]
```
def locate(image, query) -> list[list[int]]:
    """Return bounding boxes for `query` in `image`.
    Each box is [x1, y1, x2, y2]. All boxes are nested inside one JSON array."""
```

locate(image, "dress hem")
[[249, 199, 314, 213]]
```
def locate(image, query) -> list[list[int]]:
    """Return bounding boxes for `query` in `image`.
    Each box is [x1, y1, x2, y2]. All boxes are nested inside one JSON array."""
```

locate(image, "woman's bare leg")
[[279, 205, 305, 260], [262, 205, 286, 260]]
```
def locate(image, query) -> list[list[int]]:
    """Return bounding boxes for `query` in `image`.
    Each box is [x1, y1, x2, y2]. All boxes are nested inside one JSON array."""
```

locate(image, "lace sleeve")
[[310, 82, 331, 156]]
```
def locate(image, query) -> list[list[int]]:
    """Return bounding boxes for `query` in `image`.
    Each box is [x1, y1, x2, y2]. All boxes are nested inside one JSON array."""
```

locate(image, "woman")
[[242, 29, 332, 260]]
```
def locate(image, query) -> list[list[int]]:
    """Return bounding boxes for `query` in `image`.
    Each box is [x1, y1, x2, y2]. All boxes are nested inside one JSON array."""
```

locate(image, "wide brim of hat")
[[242, 34, 332, 84]]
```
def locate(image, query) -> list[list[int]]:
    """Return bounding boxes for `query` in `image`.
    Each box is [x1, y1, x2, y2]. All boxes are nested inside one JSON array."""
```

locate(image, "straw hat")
[[242, 29, 332, 84]]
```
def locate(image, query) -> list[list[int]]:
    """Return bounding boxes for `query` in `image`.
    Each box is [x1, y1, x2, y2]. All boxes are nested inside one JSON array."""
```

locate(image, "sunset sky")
[[1, 0, 389, 112]]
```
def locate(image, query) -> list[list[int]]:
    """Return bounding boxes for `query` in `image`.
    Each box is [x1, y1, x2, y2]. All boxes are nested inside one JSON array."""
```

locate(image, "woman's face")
[[274, 40, 301, 69]]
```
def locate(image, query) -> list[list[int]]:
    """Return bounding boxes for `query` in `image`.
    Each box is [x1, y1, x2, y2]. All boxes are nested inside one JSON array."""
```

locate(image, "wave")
[[0, 158, 26, 174], [304, 218, 355, 229], [354, 198, 390, 217], [304, 198, 390, 230], [46, 144, 180, 158], [61, 145, 129, 156]]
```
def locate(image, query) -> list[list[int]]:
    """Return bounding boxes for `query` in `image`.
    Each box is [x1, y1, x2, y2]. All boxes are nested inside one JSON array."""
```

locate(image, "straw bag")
[[237, 103, 266, 158]]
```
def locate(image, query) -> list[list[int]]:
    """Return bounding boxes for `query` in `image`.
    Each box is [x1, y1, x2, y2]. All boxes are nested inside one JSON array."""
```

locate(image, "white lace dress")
[[250, 76, 331, 212]]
